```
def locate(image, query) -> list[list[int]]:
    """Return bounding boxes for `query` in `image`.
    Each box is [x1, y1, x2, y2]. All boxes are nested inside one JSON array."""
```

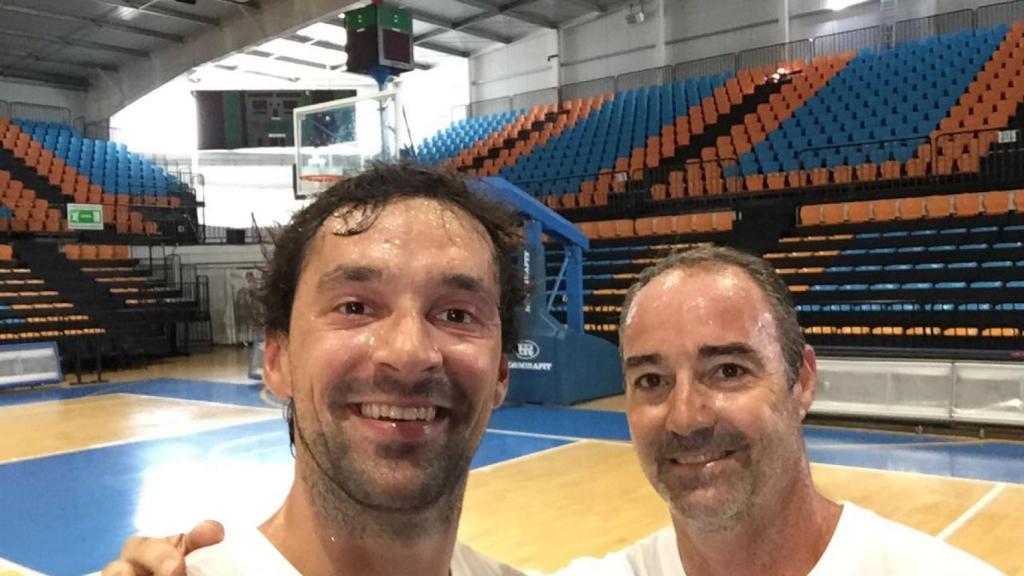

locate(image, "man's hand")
[[100, 521, 225, 576]]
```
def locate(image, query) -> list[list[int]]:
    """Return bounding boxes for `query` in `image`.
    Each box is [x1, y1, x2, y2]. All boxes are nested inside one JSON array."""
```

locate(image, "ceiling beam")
[[560, 0, 608, 14], [91, 0, 220, 27], [287, 34, 347, 53], [0, 28, 149, 58], [0, 68, 90, 90], [417, 41, 470, 58], [0, 4, 183, 44], [245, 49, 330, 70], [448, 0, 557, 29], [206, 0, 261, 8], [1, 49, 119, 73], [214, 64, 299, 82], [404, 8, 511, 44]]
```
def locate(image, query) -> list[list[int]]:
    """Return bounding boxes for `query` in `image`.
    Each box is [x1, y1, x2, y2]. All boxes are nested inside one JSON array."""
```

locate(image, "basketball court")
[[0, 348, 1021, 575]]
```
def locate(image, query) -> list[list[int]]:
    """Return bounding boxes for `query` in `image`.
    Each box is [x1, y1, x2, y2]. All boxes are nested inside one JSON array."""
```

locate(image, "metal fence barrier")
[[512, 87, 559, 110], [560, 76, 616, 103], [894, 9, 975, 44], [673, 52, 736, 82], [738, 39, 812, 71], [469, 96, 513, 118], [0, 100, 9, 120], [615, 65, 673, 92], [9, 102, 72, 126], [813, 25, 884, 57], [977, 0, 1024, 28]]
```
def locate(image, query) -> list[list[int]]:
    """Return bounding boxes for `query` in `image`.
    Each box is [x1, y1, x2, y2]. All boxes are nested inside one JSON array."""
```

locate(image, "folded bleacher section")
[[0, 241, 208, 369]]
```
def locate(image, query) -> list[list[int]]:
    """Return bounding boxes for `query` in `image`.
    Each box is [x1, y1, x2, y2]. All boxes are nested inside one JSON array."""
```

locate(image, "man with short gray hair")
[[558, 244, 1002, 575]]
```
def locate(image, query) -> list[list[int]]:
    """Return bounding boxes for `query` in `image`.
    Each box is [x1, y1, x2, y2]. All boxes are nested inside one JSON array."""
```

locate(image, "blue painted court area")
[[1, 379, 1022, 575]]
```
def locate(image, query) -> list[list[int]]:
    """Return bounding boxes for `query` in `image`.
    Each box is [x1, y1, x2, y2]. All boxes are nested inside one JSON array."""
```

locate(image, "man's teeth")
[[359, 403, 437, 422], [672, 451, 730, 464]]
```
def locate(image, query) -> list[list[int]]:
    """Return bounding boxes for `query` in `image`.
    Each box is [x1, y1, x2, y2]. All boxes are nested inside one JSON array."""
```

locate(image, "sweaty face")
[[265, 198, 508, 513], [621, 265, 811, 532]]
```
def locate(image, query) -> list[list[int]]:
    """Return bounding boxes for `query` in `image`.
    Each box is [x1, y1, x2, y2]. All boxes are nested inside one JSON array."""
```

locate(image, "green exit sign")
[[67, 203, 104, 230]]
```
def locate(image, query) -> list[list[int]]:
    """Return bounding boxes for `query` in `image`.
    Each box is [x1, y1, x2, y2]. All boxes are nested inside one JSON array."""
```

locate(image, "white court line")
[[0, 556, 46, 576], [937, 482, 1007, 541], [811, 461, 1008, 486], [486, 427, 630, 445], [472, 441, 582, 473], [0, 405, 279, 466]]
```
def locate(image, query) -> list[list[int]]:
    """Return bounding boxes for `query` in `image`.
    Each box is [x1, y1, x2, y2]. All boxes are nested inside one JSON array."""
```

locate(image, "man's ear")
[[493, 354, 510, 408], [263, 330, 292, 400], [793, 345, 818, 420]]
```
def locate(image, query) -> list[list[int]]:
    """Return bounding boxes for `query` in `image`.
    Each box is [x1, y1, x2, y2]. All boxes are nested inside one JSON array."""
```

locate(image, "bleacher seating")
[[417, 110, 520, 166], [11, 119, 185, 202], [550, 189, 1024, 356], [510, 73, 733, 194], [420, 23, 1024, 208], [0, 116, 180, 237]]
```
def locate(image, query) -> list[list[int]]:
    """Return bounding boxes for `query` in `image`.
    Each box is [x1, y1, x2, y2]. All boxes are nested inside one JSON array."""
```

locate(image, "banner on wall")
[[224, 268, 262, 346]]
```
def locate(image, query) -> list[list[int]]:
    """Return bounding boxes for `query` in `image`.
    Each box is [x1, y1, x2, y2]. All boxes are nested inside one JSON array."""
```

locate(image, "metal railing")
[[8, 102, 72, 126], [469, 96, 514, 117], [559, 76, 616, 103], [0, 100, 9, 119], [512, 87, 559, 111], [616, 65, 673, 92], [738, 39, 812, 71], [673, 53, 736, 82], [813, 25, 885, 58], [977, 0, 1024, 28], [932, 126, 1024, 184], [894, 9, 975, 44]]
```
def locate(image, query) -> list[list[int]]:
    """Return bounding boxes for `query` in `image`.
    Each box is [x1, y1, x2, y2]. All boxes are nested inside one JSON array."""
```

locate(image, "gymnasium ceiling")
[[0, 0, 622, 92]]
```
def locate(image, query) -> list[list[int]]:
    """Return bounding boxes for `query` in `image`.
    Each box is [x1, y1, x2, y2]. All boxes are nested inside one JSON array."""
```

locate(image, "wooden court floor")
[[0, 346, 1021, 575]]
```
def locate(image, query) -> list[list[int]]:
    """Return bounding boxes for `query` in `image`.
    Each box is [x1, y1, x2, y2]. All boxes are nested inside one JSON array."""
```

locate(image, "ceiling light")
[[826, 0, 864, 11]]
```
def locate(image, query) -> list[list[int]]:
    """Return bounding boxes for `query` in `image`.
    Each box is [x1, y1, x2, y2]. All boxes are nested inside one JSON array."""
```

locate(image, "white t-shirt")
[[185, 527, 526, 576], [553, 503, 1005, 576]]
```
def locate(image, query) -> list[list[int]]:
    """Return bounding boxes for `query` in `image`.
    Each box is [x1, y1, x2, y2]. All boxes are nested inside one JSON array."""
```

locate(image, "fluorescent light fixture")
[[296, 22, 348, 45], [826, 0, 865, 11], [258, 38, 347, 67]]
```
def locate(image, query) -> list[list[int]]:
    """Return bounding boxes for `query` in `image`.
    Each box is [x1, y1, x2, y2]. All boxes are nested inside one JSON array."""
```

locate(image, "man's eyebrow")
[[624, 353, 663, 369], [317, 265, 383, 289], [697, 343, 765, 366], [441, 273, 490, 295]]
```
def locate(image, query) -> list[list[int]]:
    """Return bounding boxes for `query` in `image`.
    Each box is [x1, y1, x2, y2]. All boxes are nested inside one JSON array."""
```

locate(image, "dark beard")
[[293, 373, 479, 541]]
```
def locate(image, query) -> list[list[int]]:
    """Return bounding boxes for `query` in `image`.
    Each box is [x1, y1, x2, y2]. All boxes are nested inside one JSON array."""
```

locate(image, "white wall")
[[471, 30, 559, 101], [397, 57, 470, 148], [0, 78, 86, 119], [109, 76, 198, 156], [470, 0, 1011, 101]]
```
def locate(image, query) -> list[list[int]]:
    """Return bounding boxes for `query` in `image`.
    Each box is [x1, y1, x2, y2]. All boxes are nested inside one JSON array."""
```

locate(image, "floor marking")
[[0, 397, 279, 466], [810, 439, 995, 450], [812, 461, 1009, 486], [0, 556, 45, 576], [486, 427, 630, 445], [472, 441, 582, 473], [937, 482, 1007, 541]]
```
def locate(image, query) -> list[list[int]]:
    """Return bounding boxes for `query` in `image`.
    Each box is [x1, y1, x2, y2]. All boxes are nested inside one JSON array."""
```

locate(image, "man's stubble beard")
[[292, 376, 480, 541]]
